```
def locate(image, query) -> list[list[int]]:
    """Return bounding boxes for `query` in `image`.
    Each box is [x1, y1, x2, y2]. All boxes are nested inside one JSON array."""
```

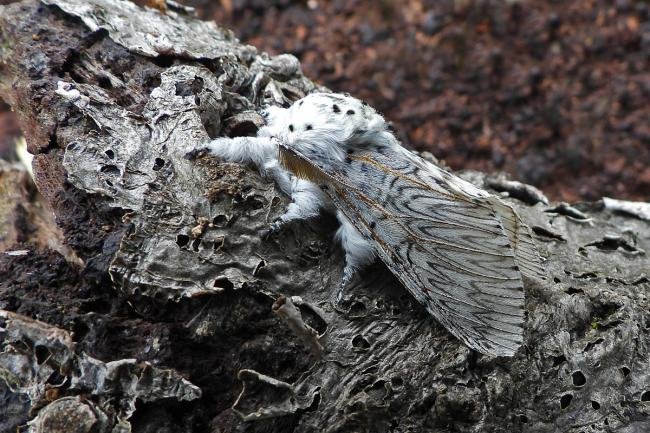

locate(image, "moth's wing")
[[324, 147, 529, 356], [420, 160, 545, 280], [485, 197, 545, 280]]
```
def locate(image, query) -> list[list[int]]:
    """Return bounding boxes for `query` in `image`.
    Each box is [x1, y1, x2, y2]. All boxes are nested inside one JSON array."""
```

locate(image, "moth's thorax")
[[274, 92, 392, 172]]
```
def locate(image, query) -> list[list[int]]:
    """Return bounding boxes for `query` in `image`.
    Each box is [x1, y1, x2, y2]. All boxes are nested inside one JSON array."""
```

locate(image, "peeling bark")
[[1, 1, 649, 432]]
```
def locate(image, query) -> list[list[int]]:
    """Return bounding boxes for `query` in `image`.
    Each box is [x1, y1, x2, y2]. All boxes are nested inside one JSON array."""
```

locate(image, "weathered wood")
[[1, 1, 648, 432]]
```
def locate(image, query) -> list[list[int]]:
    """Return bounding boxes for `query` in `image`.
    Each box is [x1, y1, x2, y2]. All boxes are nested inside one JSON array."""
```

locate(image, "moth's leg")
[[334, 211, 375, 302], [188, 136, 277, 169], [186, 135, 294, 196], [265, 179, 328, 237]]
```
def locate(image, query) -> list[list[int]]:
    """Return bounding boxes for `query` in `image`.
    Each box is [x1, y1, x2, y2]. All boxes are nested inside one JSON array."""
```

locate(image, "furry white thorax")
[[202, 92, 382, 282], [268, 93, 397, 170]]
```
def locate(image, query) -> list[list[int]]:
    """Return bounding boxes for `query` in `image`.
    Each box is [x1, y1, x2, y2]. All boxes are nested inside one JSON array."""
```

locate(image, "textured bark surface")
[[0, 1, 649, 432]]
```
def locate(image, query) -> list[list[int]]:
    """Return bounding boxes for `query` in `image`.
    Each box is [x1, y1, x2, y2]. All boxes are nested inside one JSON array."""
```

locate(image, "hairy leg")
[[202, 136, 276, 170], [189, 136, 328, 232], [334, 211, 375, 300], [265, 179, 330, 236]]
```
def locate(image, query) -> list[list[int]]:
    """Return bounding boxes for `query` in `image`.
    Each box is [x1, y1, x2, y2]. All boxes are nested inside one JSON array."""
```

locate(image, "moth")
[[191, 92, 543, 356]]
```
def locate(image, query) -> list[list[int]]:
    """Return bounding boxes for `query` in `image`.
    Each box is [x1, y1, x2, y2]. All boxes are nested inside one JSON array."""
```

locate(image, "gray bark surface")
[[0, 1, 649, 432]]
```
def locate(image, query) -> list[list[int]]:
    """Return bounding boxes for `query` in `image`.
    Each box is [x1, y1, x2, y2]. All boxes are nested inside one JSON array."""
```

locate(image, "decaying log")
[[0, 1, 649, 432]]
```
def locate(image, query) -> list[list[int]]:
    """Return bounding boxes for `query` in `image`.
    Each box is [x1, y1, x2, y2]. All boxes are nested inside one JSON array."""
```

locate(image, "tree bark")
[[1, 1, 649, 432]]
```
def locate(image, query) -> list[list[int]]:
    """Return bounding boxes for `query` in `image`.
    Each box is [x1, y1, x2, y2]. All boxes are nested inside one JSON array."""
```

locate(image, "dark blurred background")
[[2, 0, 649, 202]]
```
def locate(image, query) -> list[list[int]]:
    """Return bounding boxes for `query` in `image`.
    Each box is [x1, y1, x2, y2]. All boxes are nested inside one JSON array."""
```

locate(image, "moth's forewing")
[[279, 143, 531, 356]]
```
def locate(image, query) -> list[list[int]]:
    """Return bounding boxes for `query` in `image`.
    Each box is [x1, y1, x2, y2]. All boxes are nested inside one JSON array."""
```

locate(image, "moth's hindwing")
[[321, 147, 531, 356]]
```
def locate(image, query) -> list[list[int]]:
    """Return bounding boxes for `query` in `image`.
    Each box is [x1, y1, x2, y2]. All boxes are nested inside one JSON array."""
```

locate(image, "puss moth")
[[190, 92, 543, 356]]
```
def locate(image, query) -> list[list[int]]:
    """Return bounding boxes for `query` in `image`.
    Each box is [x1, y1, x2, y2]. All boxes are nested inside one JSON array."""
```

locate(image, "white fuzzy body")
[[204, 93, 385, 283]]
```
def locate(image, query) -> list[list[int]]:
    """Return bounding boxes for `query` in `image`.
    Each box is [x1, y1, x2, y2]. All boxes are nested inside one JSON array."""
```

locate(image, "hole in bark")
[[519, 415, 528, 423], [591, 401, 600, 410], [545, 203, 589, 220], [212, 215, 228, 227], [153, 158, 165, 171], [213, 236, 225, 252], [71, 320, 89, 341], [105, 149, 115, 159], [227, 120, 259, 137], [585, 236, 640, 253], [34, 345, 50, 364], [252, 260, 266, 276], [213, 277, 234, 291], [298, 305, 328, 335], [641, 391, 650, 402], [333, 104, 340, 113], [572, 371, 586, 387], [346, 109, 355, 115], [390, 376, 403, 388], [97, 75, 112, 89], [192, 238, 201, 252], [553, 355, 566, 367], [305, 390, 321, 412], [235, 195, 265, 211], [105, 179, 113, 187], [532, 226, 566, 241], [46, 370, 66, 386], [306, 124, 313, 130], [621, 367, 630, 377], [100, 164, 120, 175], [553, 277, 561, 283], [584, 338, 604, 352], [349, 300, 366, 315], [176, 234, 189, 248], [352, 335, 370, 350], [78, 299, 111, 314], [289, 124, 294, 131], [280, 86, 301, 102], [566, 287, 583, 295], [152, 55, 175, 68], [633, 276, 649, 285], [560, 394, 573, 409]]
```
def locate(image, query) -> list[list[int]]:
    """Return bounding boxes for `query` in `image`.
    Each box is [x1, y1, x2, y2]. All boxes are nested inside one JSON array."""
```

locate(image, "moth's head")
[[279, 92, 390, 165]]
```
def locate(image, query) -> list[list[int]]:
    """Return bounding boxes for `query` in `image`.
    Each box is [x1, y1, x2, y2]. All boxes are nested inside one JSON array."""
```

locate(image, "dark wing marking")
[[280, 145, 536, 356]]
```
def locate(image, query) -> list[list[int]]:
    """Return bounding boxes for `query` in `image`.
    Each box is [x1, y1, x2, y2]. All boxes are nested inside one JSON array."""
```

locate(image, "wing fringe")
[[487, 197, 546, 280]]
